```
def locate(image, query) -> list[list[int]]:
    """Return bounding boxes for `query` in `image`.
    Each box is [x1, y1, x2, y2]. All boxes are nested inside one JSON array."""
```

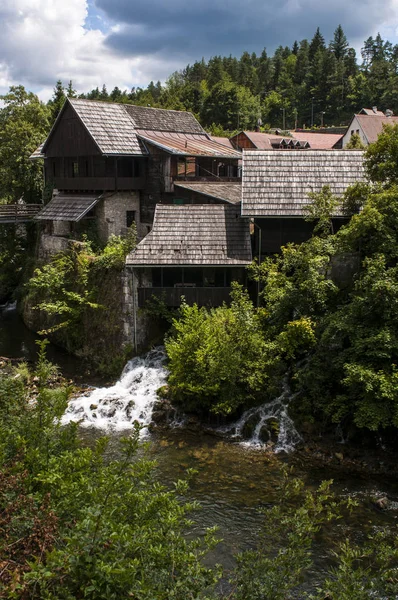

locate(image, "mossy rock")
[[157, 385, 169, 399], [241, 413, 261, 439]]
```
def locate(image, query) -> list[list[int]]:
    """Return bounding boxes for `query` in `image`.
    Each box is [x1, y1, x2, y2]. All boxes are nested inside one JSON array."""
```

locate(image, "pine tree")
[[309, 27, 326, 62], [330, 25, 349, 61], [66, 80, 76, 98], [50, 80, 65, 121]]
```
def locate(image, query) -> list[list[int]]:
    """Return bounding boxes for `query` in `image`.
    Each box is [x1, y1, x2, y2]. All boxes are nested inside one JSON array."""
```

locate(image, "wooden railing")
[[138, 287, 233, 308], [53, 176, 146, 191], [0, 204, 42, 223]]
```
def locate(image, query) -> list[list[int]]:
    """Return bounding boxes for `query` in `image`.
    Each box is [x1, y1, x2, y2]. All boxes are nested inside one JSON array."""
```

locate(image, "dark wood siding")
[[230, 132, 255, 150], [254, 218, 314, 255], [254, 217, 349, 255], [46, 104, 101, 158]]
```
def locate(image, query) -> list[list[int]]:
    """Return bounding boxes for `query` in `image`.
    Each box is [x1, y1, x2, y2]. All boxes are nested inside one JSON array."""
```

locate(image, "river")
[[2, 303, 398, 593]]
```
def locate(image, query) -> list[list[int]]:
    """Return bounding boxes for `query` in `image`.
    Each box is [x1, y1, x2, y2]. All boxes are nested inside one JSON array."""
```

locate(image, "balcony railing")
[[53, 176, 146, 191], [0, 204, 42, 223], [138, 287, 233, 308]]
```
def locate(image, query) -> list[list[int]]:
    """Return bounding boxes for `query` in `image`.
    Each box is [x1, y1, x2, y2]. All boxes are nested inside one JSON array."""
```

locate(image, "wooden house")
[[230, 130, 309, 151], [241, 150, 365, 257], [33, 98, 241, 244], [125, 204, 252, 307], [341, 109, 398, 147], [230, 130, 343, 151]]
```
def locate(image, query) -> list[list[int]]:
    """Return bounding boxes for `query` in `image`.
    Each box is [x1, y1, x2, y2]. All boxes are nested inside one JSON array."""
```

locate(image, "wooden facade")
[[36, 98, 242, 232]]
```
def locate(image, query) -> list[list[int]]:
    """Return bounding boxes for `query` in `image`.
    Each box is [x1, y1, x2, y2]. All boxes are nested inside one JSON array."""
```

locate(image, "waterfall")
[[0, 300, 17, 313], [228, 382, 302, 453], [62, 346, 167, 433]]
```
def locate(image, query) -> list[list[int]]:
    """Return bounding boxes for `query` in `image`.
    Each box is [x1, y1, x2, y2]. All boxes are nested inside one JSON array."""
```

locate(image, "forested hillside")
[[57, 26, 398, 132]]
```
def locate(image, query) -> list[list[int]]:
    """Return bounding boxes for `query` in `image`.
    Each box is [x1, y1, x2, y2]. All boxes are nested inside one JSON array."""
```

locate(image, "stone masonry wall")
[[96, 191, 146, 244]]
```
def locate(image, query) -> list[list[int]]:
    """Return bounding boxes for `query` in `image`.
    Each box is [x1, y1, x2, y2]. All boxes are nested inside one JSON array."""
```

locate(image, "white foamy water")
[[229, 382, 302, 453], [0, 300, 17, 313], [62, 346, 168, 433]]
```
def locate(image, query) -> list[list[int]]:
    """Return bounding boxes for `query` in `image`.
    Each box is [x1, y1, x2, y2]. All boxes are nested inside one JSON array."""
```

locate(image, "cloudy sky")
[[1, 0, 398, 101]]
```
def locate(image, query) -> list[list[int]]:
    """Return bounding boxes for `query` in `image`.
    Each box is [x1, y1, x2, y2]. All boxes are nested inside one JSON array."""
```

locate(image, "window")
[[72, 161, 79, 177], [126, 211, 136, 228]]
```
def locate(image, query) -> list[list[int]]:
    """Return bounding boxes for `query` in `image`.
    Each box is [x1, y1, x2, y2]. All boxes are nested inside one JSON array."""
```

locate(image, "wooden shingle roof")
[[126, 204, 252, 266], [69, 99, 144, 155], [242, 150, 365, 217], [174, 182, 242, 204], [124, 104, 205, 134], [35, 193, 101, 222]]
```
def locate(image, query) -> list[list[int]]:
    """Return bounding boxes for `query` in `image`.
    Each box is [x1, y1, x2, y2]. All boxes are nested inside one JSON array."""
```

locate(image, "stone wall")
[[96, 191, 147, 243], [38, 234, 70, 259], [52, 220, 71, 236], [123, 268, 157, 351]]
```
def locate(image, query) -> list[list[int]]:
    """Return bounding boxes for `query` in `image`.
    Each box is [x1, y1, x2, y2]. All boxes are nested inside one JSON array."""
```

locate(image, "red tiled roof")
[[355, 115, 398, 144], [359, 108, 385, 117], [290, 131, 343, 149], [210, 136, 234, 149]]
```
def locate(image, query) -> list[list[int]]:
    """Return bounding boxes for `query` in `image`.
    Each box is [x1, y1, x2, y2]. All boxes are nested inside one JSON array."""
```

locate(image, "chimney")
[[372, 106, 378, 114], [385, 109, 394, 117]]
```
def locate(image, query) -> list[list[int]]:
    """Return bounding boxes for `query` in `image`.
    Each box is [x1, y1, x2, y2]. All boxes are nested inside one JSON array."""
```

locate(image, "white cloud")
[[0, 0, 173, 100], [1, 0, 398, 102]]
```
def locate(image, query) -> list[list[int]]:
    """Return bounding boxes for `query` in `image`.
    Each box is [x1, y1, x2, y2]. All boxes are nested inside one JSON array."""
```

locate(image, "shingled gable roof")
[[124, 104, 205, 134], [40, 98, 238, 159], [241, 150, 365, 217], [126, 204, 252, 267], [40, 98, 145, 156]]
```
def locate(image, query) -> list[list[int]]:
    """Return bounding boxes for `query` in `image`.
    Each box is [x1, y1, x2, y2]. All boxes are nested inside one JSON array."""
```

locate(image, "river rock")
[[258, 425, 270, 443], [263, 418, 280, 443], [241, 414, 261, 439], [374, 496, 389, 510], [150, 399, 176, 425]]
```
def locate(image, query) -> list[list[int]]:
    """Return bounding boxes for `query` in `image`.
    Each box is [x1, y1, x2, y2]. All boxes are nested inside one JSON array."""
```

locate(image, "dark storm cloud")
[[97, 0, 396, 61]]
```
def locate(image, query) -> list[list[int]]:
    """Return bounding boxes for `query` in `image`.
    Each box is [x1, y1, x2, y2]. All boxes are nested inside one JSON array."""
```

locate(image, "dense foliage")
[[166, 126, 398, 437], [0, 86, 51, 204], [25, 227, 136, 370], [2, 352, 398, 598], [68, 27, 398, 131], [0, 345, 220, 598]]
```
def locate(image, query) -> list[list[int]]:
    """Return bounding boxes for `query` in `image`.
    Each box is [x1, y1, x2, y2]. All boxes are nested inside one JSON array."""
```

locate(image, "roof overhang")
[[174, 182, 242, 205], [35, 193, 101, 222]]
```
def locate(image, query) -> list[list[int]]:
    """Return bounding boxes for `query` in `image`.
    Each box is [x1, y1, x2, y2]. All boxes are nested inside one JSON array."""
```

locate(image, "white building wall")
[[341, 116, 368, 148]]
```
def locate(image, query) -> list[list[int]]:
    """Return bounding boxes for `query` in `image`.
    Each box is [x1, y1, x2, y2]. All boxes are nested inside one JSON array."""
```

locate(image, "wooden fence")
[[0, 204, 42, 223]]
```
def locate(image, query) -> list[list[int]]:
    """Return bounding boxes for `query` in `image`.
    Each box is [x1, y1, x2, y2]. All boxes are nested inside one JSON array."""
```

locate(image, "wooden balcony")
[[138, 287, 233, 308], [54, 176, 146, 191], [0, 204, 42, 224]]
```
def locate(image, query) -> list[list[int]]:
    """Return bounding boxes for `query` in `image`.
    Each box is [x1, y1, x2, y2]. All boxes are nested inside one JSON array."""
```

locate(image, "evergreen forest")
[[66, 26, 398, 132]]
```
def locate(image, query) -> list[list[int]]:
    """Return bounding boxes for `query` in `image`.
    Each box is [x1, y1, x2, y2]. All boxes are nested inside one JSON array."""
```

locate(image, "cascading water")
[[229, 382, 302, 453], [62, 346, 167, 433], [0, 300, 17, 313]]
